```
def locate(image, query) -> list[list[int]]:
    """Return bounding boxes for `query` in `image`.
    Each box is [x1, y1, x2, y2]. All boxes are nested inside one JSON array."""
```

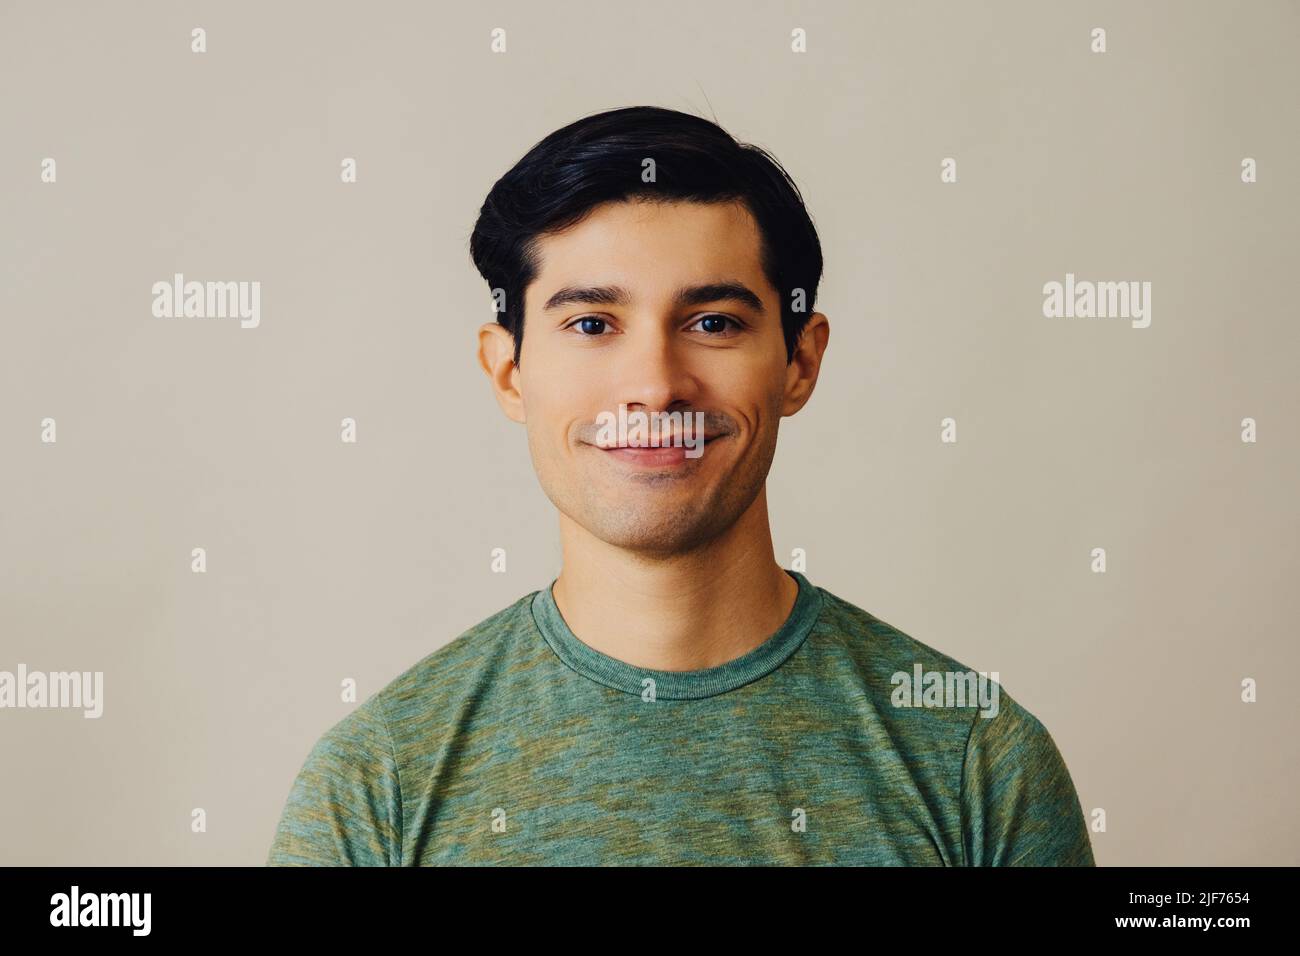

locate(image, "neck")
[[550, 488, 799, 671]]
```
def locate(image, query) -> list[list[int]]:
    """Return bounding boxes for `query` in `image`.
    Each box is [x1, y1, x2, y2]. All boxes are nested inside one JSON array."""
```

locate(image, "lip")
[[594, 435, 722, 468]]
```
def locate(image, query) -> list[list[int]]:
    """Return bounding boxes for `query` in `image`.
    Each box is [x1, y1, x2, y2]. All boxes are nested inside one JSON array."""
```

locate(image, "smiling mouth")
[[594, 434, 722, 450], [592, 433, 724, 466]]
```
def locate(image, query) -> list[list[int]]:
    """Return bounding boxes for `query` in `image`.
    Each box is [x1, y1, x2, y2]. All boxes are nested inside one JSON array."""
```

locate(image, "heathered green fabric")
[[267, 570, 1095, 866]]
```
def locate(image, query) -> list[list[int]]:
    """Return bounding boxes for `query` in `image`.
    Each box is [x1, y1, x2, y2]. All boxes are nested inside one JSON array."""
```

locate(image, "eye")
[[562, 314, 743, 337], [688, 313, 742, 336], [564, 316, 613, 336]]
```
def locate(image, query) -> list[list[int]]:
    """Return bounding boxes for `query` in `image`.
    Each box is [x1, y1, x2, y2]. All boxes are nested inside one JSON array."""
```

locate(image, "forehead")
[[526, 199, 768, 302]]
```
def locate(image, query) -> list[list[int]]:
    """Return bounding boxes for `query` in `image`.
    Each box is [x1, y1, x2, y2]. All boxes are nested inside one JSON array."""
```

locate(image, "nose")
[[608, 319, 701, 413]]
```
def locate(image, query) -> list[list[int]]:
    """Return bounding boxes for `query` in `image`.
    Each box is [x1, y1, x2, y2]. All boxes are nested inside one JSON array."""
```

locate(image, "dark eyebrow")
[[542, 281, 766, 315], [543, 285, 632, 311], [675, 282, 765, 314]]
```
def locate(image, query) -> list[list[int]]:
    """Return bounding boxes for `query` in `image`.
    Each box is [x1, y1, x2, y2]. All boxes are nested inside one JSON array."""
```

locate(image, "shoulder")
[[267, 689, 401, 865], [283, 588, 544, 783], [961, 689, 1094, 864], [808, 583, 1092, 865], [266, 589, 544, 865], [366, 588, 543, 739], [811, 582, 1067, 757], [813, 585, 988, 676], [962, 686, 1078, 799], [810, 584, 997, 733]]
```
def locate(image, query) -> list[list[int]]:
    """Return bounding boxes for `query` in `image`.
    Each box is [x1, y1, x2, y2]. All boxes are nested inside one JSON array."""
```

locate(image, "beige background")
[[1, 0, 1297, 865]]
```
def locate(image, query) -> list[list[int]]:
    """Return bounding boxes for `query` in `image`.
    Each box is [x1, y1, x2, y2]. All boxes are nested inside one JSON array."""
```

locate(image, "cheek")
[[521, 368, 596, 433], [524, 414, 562, 463], [736, 383, 787, 435], [521, 341, 590, 393], [522, 409, 581, 493]]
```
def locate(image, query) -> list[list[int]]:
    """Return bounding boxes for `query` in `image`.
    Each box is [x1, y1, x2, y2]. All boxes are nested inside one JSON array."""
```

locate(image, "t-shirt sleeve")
[[959, 691, 1095, 866], [266, 694, 403, 866]]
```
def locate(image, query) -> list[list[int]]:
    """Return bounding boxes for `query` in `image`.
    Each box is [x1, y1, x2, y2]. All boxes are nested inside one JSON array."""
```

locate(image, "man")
[[267, 106, 1094, 866]]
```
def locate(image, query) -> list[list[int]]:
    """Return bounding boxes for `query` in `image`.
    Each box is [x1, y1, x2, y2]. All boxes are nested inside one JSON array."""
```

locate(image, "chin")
[[583, 510, 727, 556]]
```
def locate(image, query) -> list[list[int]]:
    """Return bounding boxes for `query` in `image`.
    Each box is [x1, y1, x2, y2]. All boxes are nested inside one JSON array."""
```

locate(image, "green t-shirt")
[[267, 570, 1095, 866]]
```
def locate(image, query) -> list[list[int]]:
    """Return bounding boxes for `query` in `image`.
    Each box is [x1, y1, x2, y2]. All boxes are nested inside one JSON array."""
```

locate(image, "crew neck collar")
[[530, 569, 824, 700]]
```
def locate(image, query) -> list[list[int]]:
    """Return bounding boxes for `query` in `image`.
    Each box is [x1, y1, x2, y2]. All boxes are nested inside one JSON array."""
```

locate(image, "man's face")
[[512, 198, 799, 557]]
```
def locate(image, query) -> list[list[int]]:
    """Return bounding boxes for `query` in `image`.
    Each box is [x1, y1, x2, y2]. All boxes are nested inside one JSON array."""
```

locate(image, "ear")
[[478, 322, 525, 424], [782, 311, 830, 416]]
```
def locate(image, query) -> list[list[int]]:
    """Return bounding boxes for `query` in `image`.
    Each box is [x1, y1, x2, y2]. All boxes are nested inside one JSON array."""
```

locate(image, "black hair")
[[469, 106, 823, 368]]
